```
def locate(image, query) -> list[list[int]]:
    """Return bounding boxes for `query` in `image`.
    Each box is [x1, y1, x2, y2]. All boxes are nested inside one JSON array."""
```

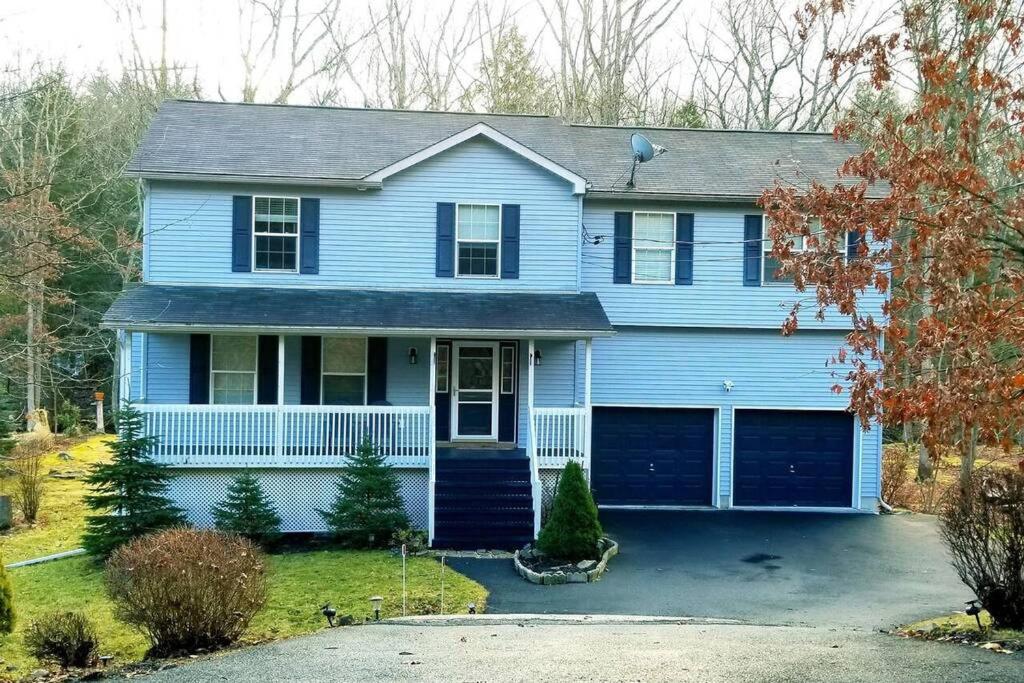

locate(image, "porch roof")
[[102, 284, 614, 338]]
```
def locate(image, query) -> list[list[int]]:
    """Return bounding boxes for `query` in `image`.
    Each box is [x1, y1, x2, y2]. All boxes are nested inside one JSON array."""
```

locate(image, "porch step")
[[432, 455, 534, 552]]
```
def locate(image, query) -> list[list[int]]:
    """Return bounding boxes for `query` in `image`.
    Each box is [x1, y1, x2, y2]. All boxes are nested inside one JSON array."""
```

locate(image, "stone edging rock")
[[513, 538, 619, 585]]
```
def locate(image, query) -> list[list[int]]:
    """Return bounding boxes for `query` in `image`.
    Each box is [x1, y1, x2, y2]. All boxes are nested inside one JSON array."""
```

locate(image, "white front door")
[[451, 342, 499, 440]]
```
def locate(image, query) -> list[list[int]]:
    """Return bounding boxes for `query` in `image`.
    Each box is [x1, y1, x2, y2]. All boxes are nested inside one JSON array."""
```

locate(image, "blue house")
[[103, 101, 885, 549]]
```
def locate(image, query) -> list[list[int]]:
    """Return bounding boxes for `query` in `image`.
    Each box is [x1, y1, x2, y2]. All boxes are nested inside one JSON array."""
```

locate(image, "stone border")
[[514, 538, 618, 585]]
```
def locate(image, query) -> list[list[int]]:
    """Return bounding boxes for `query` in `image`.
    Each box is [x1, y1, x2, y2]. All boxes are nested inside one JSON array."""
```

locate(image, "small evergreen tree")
[[537, 461, 603, 562], [0, 563, 14, 636], [212, 471, 282, 547], [318, 439, 409, 548], [82, 401, 186, 558]]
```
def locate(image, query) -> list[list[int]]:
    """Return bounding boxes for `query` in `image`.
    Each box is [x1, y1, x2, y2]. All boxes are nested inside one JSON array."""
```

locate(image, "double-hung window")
[[456, 204, 500, 277], [210, 335, 257, 404], [632, 212, 675, 284], [762, 216, 843, 283], [321, 337, 367, 405], [253, 196, 299, 272]]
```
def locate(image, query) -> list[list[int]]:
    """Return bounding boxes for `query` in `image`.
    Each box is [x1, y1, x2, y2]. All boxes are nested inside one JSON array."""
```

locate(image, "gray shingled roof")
[[102, 284, 614, 336], [128, 100, 881, 199]]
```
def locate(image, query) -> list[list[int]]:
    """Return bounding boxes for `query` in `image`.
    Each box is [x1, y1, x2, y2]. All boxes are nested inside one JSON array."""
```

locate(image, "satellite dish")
[[627, 133, 667, 187], [631, 133, 655, 162]]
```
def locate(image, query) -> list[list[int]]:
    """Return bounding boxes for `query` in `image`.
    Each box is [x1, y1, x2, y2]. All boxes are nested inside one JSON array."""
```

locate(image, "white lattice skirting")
[[539, 466, 590, 521], [167, 468, 430, 533]]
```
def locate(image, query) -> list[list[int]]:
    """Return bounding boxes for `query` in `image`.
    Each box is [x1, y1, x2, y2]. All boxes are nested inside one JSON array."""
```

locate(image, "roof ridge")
[[166, 98, 560, 121], [569, 122, 835, 136]]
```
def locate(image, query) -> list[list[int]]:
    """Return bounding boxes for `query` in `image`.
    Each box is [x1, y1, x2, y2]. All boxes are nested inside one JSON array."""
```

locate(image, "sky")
[[0, 0, 560, 103]]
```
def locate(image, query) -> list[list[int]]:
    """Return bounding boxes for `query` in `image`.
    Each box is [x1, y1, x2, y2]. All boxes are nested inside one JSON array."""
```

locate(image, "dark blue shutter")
[[847, 230, 862, 261], [675, 213, 694, 285], [188, 334, 211, 404], [232, 196, 252, 272], [434, 341, 452, 441], [498, 341, 518, 442], [613, 212, 632, 283], [436, 203, 455, 277], [367, 337, 388, 404], [300, 336, 321, 405], [300, 198, 320, 274], [257, 335, 278, 405], [743, 215, 762, 286], [500, 204, 520, 279]]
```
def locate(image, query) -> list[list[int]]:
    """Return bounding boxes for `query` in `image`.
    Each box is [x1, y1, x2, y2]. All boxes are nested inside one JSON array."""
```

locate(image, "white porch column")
[[117, 329, 132, 407], [528, 339, 541, 537], [584, 338, 592, 472], [274, 335, 285, 463], [428, 337, 437, 546]]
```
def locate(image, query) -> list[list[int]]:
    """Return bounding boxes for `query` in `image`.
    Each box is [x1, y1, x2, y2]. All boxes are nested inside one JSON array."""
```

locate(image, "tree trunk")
[[959, 425, 979, 492], [25, 299, 36, 429]]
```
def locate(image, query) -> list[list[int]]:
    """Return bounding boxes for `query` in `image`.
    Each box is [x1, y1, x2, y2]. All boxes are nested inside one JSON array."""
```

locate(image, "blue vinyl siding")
[[141, 333, 190, 404], [587, 327, 880, 504], [582, 200, 886, 328], [145, 138, 579, 291], [130, 332, 143, 400]]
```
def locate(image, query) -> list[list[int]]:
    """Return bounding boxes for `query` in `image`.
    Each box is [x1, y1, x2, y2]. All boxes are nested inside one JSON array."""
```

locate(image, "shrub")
[[319, 439, 409, 548], [391, 528, 428, 553], [212, 471, 282, 547], [83, 401, 185, 557], [537, 461, 603, 562], [105, 528, 268, 656], [56, 401, 82, 437], [24, 611, 99, 669], [8, 450, 44, 524], [940, 469, 1024, 629], [0, 564, 14, 636], [881, 445, 913, 507]]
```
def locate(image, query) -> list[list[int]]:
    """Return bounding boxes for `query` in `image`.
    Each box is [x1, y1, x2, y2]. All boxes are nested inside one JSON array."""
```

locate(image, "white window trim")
[[252, 195, 301, 274], [631, 211, 676, 285], [209, 335, 258, 405], [319, 336, 369, 405], [500, 345, 515, 395], [455, 203, 502, 279], [761, 215, 845, 285]]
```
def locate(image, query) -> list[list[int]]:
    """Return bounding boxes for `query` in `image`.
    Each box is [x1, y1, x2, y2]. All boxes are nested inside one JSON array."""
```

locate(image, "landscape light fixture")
[[321, 603, 337, 627], [965, 599, 983, 630], [370, 595, 383, 621], [467, 602, 476, 615]]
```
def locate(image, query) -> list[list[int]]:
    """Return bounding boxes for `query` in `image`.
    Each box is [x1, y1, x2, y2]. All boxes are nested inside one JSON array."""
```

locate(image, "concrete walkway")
[[449, 510, 967, 629], [136, 619, 1024, 682]]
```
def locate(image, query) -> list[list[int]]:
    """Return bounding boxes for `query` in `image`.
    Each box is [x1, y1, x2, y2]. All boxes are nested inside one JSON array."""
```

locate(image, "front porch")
[[106, 284, 614, 547]]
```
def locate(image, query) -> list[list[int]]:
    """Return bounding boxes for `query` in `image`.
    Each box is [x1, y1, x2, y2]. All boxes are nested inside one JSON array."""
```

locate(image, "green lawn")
[[0, 435, 488, 674], [902, 612, 1024, 650]]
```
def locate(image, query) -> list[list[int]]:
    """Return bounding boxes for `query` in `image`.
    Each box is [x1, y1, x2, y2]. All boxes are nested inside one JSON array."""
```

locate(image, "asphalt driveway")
[[448, 510, 968, 629]]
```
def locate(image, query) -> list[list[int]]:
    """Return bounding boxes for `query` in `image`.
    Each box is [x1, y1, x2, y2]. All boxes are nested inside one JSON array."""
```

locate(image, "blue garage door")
[[591, 407, 715, 506], [734, 410, 854, 507]]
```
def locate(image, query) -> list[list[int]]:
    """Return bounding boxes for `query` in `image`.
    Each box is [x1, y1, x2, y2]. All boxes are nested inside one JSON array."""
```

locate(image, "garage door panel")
[[734, 410, 853, 507], [591, 407, 715, 506]]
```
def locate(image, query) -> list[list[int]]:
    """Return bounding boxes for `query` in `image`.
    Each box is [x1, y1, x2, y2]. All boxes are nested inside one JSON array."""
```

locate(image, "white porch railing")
[[531, 406, 589, 469], [138, 404, 433, 468]]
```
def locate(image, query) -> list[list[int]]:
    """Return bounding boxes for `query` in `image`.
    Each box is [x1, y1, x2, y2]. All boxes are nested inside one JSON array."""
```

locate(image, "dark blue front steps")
[[432, 451, 534, 551]]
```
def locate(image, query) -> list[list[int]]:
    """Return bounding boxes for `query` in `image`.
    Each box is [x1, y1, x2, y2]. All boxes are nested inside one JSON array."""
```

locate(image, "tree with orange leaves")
[[761, 0, 1024, 489]]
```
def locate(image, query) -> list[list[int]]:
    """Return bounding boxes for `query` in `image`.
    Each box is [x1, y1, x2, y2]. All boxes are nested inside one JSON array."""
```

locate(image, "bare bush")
[[8, 451, 44, 523], [24, 611, 99, 669], [882, 445, 913, 507], [105, 528, 268, 656], [940, 470, 1024, 629]]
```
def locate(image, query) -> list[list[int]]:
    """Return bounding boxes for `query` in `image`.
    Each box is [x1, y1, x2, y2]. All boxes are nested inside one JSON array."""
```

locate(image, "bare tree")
[[539, 0, 683, 124], [682, 0, 889, 130]]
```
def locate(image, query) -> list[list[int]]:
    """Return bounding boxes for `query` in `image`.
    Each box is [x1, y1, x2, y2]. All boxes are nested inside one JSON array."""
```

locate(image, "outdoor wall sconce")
[[370, 595, 383, 621], [723, 379, 734, 392], [408, 347, 418, 365], [533, 349, 543, 366]]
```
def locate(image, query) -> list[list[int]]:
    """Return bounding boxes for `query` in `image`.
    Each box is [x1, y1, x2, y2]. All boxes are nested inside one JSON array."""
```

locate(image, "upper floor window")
[[632, 212, 675, 284], [322, 337, 367, 405], [211, 335, 257, 404], [763, 216, 843, 284], [253, 196, 299, 272], [456, 204, 500, 277]]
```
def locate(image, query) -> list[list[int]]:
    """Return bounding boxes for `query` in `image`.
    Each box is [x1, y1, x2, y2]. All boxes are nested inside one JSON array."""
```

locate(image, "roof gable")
[[364, 122, 586, 194]]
